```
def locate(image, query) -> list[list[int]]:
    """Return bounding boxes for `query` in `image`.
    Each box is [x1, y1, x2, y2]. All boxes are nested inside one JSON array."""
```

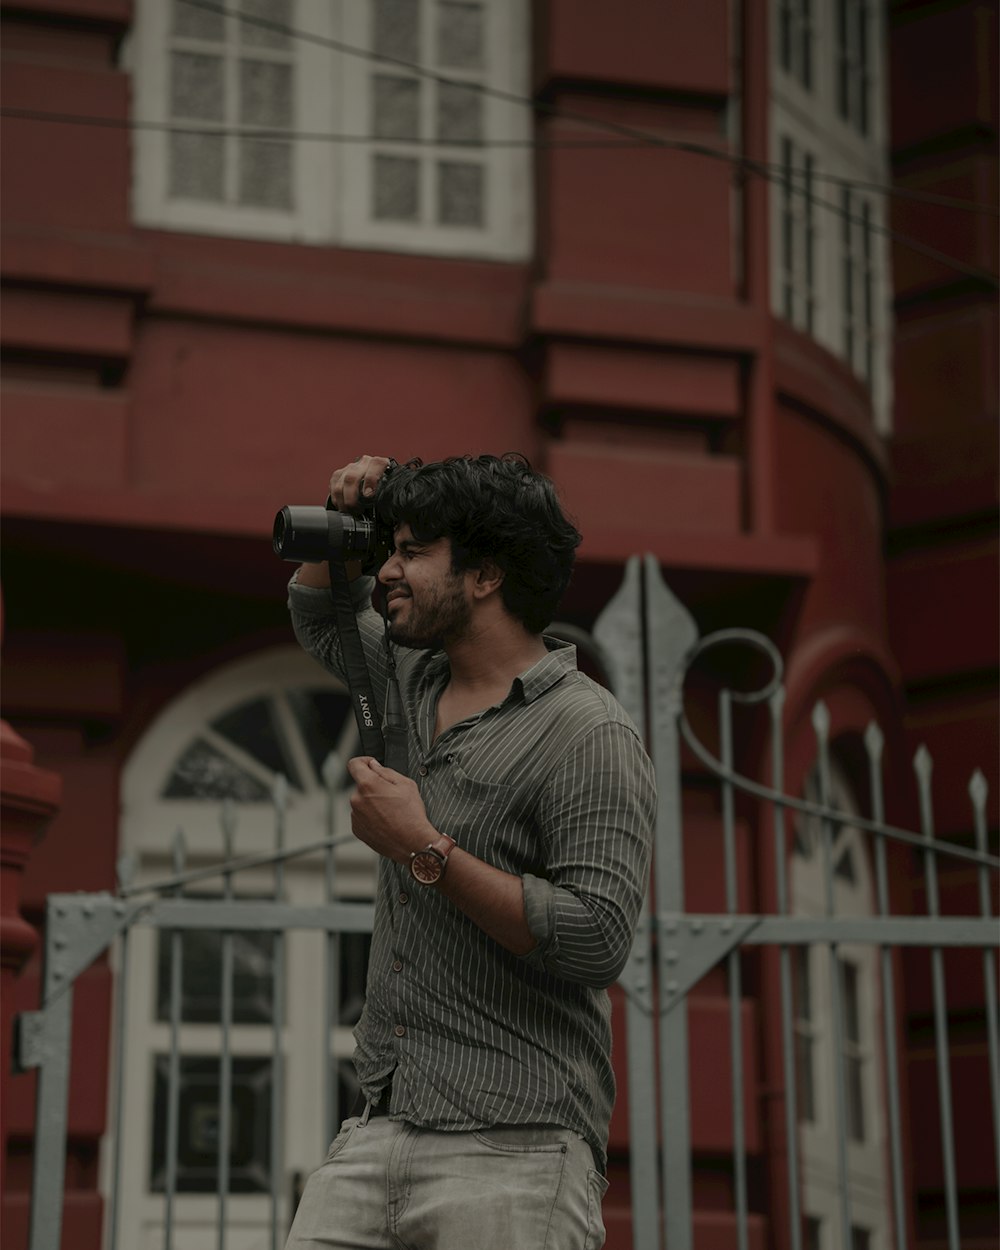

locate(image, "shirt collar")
[[513, 637, 577, 705], [419, 637, 576, 705]]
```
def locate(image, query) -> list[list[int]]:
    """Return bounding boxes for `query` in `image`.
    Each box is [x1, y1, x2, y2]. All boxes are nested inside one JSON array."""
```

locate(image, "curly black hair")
[[374, 454, 582, 634]]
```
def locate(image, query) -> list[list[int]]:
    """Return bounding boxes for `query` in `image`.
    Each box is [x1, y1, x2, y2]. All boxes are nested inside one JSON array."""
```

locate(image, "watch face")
[[410, 850, 444, 884]]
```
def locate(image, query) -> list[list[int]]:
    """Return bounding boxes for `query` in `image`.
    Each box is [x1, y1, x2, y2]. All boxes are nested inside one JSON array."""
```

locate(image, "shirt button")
[[398, 891, 409, 905], [445, 753, 455, 764], [392, 959, 403, 972], [394, 1024, 406, 1037], [418, 764, 428, 776]]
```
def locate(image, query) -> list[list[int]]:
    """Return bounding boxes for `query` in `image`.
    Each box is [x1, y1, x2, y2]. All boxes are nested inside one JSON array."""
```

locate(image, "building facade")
[[1, 1, 996, 1247]]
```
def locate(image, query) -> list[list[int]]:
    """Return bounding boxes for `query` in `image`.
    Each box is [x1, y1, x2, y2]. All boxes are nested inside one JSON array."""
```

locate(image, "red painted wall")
[[1, 0, 995, 1247]]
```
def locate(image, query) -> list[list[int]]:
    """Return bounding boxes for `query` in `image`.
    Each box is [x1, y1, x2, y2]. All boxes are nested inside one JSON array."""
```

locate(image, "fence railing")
[[15, 554, 999, 1250]]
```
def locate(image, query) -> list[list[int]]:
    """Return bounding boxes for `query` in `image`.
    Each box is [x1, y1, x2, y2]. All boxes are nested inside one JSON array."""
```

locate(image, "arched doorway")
[[107, 647, 375, 1248]]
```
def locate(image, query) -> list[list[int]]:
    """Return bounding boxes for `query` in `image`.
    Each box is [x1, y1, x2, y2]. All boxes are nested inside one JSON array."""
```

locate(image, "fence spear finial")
[[863, 720, 884, 762], [969, 768, 988, 814], [272, 773, 289, 814], [116, 853, 137, 894]]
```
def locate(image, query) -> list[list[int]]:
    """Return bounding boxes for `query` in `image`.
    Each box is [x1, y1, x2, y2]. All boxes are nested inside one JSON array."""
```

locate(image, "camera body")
[[272, 504, 393, 573]]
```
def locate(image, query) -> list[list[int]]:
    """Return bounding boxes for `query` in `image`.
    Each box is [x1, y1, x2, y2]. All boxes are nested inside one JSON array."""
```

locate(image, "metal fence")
[[16, 555, 999, 1250]]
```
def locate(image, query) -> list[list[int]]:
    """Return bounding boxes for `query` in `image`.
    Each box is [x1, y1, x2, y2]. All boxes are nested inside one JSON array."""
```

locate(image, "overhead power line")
[[4, 107, 994, 287], [174, 0, 997, 217], [2, 103, 996, 220], [3, 0, 997, 287]]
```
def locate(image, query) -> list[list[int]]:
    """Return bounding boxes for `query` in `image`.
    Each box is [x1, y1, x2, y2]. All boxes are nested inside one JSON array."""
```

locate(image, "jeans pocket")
[[323, 1115, 361, 1163], [585, 1168, 609, 1250]]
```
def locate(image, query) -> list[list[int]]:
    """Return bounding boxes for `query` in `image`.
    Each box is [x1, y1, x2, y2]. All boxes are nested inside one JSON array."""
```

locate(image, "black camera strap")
[[326, 559, 410, 772], [327, 557, 387, 762]]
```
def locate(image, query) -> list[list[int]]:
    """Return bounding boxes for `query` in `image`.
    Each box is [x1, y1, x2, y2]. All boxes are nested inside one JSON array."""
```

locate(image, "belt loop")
[[359, 1100, 373, 1127]]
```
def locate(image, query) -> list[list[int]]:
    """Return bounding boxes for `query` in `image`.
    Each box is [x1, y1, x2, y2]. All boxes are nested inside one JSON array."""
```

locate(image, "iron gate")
[[16, 555, 999, 1249]]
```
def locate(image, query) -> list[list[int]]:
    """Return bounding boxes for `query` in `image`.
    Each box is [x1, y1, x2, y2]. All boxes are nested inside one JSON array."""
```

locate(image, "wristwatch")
[[409, 833, 457, 885]]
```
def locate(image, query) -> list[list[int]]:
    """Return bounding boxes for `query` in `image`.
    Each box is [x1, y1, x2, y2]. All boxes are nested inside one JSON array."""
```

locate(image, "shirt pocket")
[[437, 760, 515, 855]]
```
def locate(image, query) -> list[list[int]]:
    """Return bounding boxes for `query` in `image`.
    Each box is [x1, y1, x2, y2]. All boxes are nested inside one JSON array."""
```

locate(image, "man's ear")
[[470, 558, 504, 601]]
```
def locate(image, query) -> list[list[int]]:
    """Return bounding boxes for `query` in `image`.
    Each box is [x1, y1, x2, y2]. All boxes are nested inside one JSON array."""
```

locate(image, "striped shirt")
[[289, 574, 656, 1172]]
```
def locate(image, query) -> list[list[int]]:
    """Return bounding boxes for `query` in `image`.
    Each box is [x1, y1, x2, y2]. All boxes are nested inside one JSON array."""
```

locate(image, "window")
[[770, 0, 891, 429], [126, 0, 532, 259]]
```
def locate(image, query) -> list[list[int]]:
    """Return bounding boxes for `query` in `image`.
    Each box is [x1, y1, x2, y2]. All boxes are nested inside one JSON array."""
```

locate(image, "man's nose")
[[378, 552, 401, 583]]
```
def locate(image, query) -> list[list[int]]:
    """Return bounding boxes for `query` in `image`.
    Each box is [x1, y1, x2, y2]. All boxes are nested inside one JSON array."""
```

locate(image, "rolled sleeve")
[[521, 724, 655, 989]]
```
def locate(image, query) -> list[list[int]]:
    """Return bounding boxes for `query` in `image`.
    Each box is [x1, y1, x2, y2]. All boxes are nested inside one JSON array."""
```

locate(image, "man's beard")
[[385, 574, 471, 650]]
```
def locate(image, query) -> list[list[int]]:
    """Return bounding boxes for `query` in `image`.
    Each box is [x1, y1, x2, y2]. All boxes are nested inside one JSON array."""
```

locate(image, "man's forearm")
[[433, 850, 538, 957]]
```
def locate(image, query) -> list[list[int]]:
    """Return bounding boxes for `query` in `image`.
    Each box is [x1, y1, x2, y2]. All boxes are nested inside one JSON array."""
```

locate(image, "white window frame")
[[124, 0, 532, 260]]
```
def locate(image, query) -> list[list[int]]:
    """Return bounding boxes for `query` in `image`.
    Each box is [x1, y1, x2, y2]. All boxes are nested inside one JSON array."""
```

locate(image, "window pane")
[[239, 138, 292, 208], [437, 2, 484, 68], [162, 737, 271, 801], [799, 0, 812, 90], [796, 1033, 816, 1122], [841, 961, 861, 1042], [836, 0, 850, 119], [240, 58, 293, 127], [374, 0, 419, 62], [374, 154, 420, 220], [795, 946, 812, 1021], [779, 0, 792, 70], [169, 132, 225, 201], [438, 160, 482, 226], [174, 0, 225, 41], [151, 1055, 272, 1193], [847, 1054, 865, 1140], [157, 924, 277, 1024], [171, 51, 225, 121], [437, 81, 482, 143], [834, 845, 856, 882], [212, 698, 299, 785], [373, 75, 421, 140], [239, 0, 291, 49], [287, 688, 354, 778]]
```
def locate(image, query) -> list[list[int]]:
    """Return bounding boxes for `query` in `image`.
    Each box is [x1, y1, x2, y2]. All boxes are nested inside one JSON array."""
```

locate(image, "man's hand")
[[329, 455, 395, 514], [348, 757, 536, 955], [347, 756, 437, 864], [295, 454, 396, 587]]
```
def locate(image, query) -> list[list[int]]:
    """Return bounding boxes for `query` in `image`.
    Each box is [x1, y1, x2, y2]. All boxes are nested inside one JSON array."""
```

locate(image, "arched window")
[[110, 647, 375, 1245], [792, 758, 893, 1250]]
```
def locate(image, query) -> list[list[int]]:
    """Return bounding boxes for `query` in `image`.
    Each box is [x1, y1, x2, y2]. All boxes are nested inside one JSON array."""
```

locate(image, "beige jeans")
[[285, 1108, 608, 1250]]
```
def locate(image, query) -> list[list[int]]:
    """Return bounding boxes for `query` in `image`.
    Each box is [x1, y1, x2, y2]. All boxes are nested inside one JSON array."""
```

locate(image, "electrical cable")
[[5, 103, 995, 286], [176, 0, 999, 218], [1, 104, 995, 217], [3, 0, 997, 285]]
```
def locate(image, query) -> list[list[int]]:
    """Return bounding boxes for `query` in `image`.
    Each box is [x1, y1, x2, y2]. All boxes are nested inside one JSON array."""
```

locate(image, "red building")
[[1, 1, 996, 1247]]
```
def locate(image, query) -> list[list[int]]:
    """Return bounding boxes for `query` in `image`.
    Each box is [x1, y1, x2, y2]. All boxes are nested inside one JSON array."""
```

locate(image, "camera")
[[272, 504, 393, 572]]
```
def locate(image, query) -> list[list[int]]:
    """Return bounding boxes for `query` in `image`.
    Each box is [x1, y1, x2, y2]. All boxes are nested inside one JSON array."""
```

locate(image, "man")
[[285, 453, 656, 1250]]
